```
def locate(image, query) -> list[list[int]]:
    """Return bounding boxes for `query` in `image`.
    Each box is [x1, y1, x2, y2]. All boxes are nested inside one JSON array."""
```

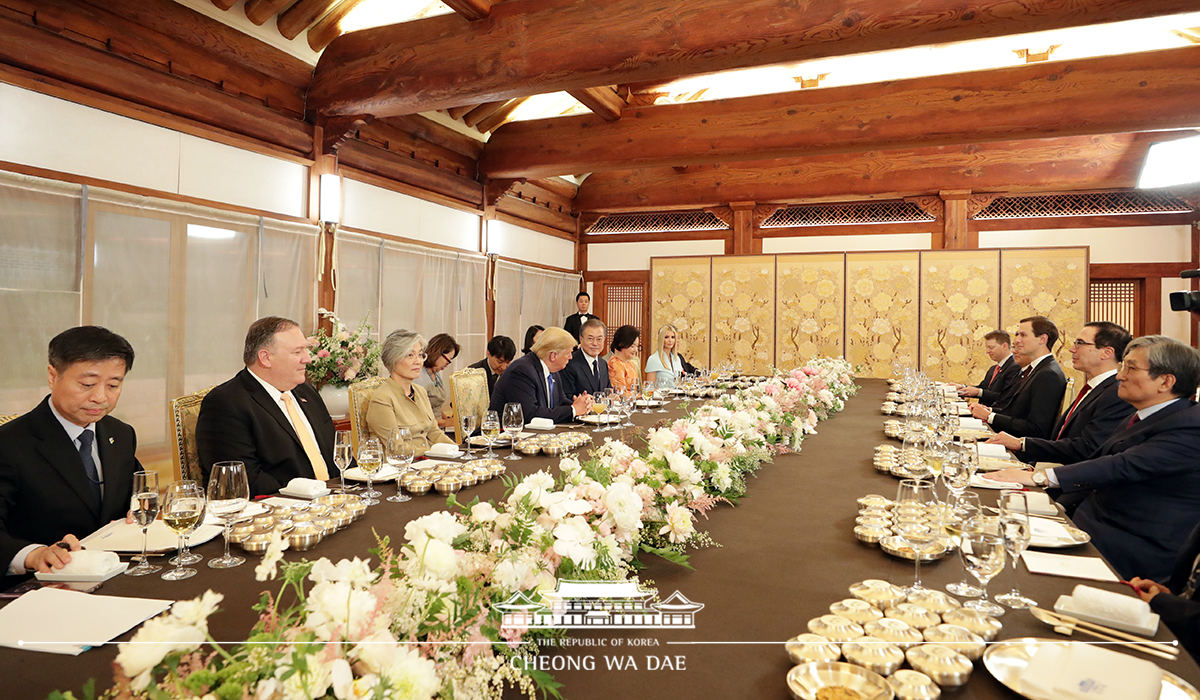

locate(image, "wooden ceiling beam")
[[245, 0, 300, 26], [309, 0, 1199, 117], [337, 139, 484, 205], [447, 104, 479, 120], [278, 0, 340, 41], [482, 46, 1200, 179], [443, 0, 492, 21], [461, 100, 508, 128], [475, 97, 529, 133], [567, 86, 625, 122], [379, 114, 485, 160], [211, 0, 238, 10], [355, 120, 478, 176], [307, 0, 369, 51]]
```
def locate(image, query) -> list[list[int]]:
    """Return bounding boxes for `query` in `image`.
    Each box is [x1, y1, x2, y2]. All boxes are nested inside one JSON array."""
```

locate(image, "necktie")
[[1019, 366, 1031, 382], [77, 429, 102, 508], [547, 373, 556, 409], [1125, 413, 1141, 430], [1056, 383, 1093, 439], [282, 393, 329, 481], [988, 364, 1000, 386]]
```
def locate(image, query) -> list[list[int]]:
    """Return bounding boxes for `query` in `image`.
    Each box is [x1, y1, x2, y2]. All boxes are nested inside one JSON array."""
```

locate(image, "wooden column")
[[1192, 223, 1199, 347], [311, 125, 337, 333], [730, 201, 755, 255], [940, 190, 970, 250]]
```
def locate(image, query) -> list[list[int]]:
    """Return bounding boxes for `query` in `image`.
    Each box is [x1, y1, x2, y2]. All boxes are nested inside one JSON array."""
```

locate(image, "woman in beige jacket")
[[366, 329, 456, 453]]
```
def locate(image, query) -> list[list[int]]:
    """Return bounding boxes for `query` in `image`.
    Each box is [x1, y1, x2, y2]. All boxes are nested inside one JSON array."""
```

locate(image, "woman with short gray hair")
[[366, 329, 456, 453]]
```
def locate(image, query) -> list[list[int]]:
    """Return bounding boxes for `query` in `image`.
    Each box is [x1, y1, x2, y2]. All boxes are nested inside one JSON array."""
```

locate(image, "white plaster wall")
[[979, 226, 1191, 263], [178, 134, 307, 217], [342, 178, 480, 252], [762, 233, 933, 254], [587, 239, 726, 270], [1162, 278, 1193, 342], [488, 220, 576, 269]]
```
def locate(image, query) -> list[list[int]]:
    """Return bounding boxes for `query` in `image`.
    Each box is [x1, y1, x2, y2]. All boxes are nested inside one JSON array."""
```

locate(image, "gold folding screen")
[[650, 248, 1087, 379]]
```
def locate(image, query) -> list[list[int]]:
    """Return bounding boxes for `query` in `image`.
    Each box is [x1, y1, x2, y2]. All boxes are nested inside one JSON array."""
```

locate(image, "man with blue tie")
[[0, 326, 141, 576], [489, 327, 592, 423], [561, 318, 612, 400]]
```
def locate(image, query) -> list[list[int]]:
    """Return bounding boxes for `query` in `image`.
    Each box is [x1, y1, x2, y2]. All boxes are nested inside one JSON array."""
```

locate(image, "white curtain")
[[493, 259, 583, 350], [260, 219, 319, 335], [334, 231, 383, 338]]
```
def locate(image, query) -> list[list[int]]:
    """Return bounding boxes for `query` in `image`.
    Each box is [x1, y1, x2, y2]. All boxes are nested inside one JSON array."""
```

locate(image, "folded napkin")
[[284, 478, 328, 497], [1023, 491, 1060, 517], [977, 442, 1011, 460], [527, 417, 555, 430], [1071, 585, 1154, 630], [1020, 642, 1162, 700], [53, 550, 120, 576], [958, 417, 987, 430], [425, 443, 462, 458]]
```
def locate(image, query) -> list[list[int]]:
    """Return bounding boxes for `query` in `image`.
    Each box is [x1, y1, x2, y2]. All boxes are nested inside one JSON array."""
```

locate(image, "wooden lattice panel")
[[846, 252, 920, 378], [650, 257, 711, 369], [1090, 280, 1137, 332], [975, 192, 1192, 219], [588, 210, 729, 234], [919, 251, 1000, 385], [604, 284, 644, 348], [711, 256, 775, 374], [762, 201, 935, 228], [776, 254, 845, 365]]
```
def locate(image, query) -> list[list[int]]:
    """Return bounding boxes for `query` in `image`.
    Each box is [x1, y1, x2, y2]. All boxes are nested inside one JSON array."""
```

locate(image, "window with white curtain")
[[493, 259, 583, 350]]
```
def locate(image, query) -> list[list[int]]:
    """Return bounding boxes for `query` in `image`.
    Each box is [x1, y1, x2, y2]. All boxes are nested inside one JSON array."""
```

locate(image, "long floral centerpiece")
[[53, 360, 857, 700]]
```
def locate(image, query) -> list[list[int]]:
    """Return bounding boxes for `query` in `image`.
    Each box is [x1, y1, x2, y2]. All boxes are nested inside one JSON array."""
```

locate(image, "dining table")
[[5, 377, 1198, 700]]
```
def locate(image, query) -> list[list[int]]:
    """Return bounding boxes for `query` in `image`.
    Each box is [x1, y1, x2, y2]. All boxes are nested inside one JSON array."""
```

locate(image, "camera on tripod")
[[1169, 269, 1200, 313]]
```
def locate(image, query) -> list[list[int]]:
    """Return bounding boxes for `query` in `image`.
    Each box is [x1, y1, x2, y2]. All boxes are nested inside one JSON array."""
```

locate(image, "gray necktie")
[[77, 430, 102, 508]]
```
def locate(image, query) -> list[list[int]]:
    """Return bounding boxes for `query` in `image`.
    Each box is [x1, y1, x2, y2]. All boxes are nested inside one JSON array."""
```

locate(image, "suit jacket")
[[1056, 400, 1200, 581], [563, 312, 599, 341], [989, 355, 1067, 439], [488, 352, 574, 423], [976, 355, 1021, 407], [560, 348, 611, 399], [0, 397, 140, 573], [196, 368, 337, 497], [1016, 375, 1134, 465], [468, 358, 500, 394], [1147, 520, 1200, 663]]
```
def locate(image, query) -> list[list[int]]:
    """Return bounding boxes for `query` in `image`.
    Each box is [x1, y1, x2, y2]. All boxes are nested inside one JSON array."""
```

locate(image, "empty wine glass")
[[461, 413, 477, 457], [996, 491, 1038, 609], [387, 428, 414, 503], [207, 461, 249, 569], [161, 480, 204, 580], [357, 437, 383, 505], [502, 402, 524, 461], [619, 389, 636, 427], [654, 376, 670, 413], [894, 479, 938, 592], [333, 429, 353, 494], [961, 517, 1007, 616], [126, 470, 161, 576], [481, 410, 500, 458], [944, 492, 984, 598]]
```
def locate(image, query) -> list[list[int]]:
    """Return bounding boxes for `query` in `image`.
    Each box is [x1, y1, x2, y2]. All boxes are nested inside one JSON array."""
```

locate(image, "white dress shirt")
[[1044, 397, 1180, 488], [247, 368, 322, 449], [987, 352, 1052, 425]]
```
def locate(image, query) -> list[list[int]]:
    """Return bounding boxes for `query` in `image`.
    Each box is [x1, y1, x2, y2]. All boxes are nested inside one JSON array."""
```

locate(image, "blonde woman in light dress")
[[644, 324, 684, 389], [607, 324, 641, 393], [366, 329, 455, 454]]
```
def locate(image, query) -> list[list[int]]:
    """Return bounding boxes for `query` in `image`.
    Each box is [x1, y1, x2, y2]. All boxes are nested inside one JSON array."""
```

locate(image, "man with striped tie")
[[957, 330, 1021, 407]]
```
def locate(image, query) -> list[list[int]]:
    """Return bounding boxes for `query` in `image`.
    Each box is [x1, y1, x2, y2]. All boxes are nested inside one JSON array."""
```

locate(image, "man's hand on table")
[[571, 393, 592, 418], [987, 468, 1035, 487], [25, 534, 81, 573], [1128, 577, 1170, 603], [969, 403, 992, 421], [957, 385, 982, 398], [986, 432, 1022, 451]]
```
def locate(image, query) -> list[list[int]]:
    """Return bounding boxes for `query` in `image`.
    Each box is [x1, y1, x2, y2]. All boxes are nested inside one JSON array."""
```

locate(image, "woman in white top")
[[644, 325, 684, 388]]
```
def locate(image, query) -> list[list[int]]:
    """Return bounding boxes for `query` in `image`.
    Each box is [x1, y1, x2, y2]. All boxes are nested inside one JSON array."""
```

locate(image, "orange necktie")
[[282, 393, 329, 481]]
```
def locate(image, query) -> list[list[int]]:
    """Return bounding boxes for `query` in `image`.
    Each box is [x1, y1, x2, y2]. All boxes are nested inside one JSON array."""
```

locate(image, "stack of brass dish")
[[231, 496, 366, 554], [854, 496, 954, 561], [513, 431, 593, 457]]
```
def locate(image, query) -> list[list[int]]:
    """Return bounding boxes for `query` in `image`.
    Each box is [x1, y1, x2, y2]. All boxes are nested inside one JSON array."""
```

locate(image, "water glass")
[[126, 470, 161, 576], [387, 428, 414, 503], [502, 403, 524, 460], [961, 517, 1007, 616], [996, 491, 1037, 609], [333, 430, 353, 494], [461, 413, 477, 456], [207, 461, 249, 569], [944, 492, 984, 598]]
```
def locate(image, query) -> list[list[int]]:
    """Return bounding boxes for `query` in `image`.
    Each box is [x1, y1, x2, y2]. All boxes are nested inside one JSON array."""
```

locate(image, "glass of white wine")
[[961, 518, 1007, 616], [162, 480, 205, 580], [641, 379, 655, 414], [481, 410, 501, 458], [357, 437, 383, 505], [333, 429, 353, 494], [461, 413, 477, 457], [503, 403, 524, 461], [207, 461, 249, 569], [125, 470, 161, 576], [387, 428, 414, 503]]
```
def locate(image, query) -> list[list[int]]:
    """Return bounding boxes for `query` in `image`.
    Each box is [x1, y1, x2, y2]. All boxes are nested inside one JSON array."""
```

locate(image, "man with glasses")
[[969, 315, 1067, 438], [991, 335, 1200, 581]]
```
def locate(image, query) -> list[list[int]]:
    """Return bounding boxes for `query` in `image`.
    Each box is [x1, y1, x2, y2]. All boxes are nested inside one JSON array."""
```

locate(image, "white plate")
[[524, 422, 555, 431], [424, 447, 463, 459], [82, 520, 225, 553], [343, 466, 400, 482], [1053, 595, 1160, 637], [35, 562, 128, 583], [970, 474, 1022, 490], [634, 399, 665, 407], [470, 435, 512, 446], [278, 485, 331, 499], [983, 638, 1194, 700], [578, 414, 621, 424]]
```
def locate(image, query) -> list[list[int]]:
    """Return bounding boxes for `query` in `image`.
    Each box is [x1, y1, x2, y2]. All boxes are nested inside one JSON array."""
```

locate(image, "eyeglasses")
[[406, 351, 428, 361], [1120, 360, 1150, 374], [1071, 339, 1096, 348]]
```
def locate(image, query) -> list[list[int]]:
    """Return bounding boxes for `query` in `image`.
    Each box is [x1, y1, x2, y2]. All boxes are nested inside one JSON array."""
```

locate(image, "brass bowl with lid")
[[886, 669, 942, 700], [288, 521, 324, 551], [941, 608, 1002, 641], [922, 624, 985, 661], [785, 633, 841, 665], [905, 589, 961, 615], [905, 644, 973, 687], [842, 636, 905, 676], [863, 618, 924, 650], [829, 599, 884, 625], [806, 614, 865, 643], [884, 603, 941, 630], [849, 580, 906, 608], [434, 476, 463, 495]]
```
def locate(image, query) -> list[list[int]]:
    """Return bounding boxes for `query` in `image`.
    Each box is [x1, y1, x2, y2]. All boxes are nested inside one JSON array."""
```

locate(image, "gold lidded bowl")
[[849, 579, 906, 608], [517, 440, 541, 455], [880, 536, 947, 562], [328, 508, 354, 530], [230, 521, 257, 543], [807, 614, 865, 643], [905, 644, 972, 688], [863, 618, 924, 650], [854, 525, 892, 544], [843, 636, 905, 676], [858, 495, 892, 510], [344, 498, 367, 521], [311, 516, 337, 536], [941, 608, 1002, 641], [786, 661, 894, 700], [785, 633, 841, 665], [830, 599, 884, 625], [922, 624, 985, 661], [288, 521, 323, 551], [884, 603, 940, 630], [886, 669, 942, 700], [906, 590, 960, 615], [407, 478, 432, 495], [856, 515, 893, 529], [434, 476, 463, 495]]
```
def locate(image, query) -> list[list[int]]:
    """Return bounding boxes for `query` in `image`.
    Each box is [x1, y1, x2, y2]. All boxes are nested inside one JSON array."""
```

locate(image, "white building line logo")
[[496, 580, 705, 630]]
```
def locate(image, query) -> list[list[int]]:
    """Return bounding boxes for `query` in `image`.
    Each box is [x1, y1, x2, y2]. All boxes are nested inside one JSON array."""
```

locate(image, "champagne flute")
[[590, 389, 609, 433], [333, 430, 353, 494], [641, 379, 655, 414], [481, 410, 501, 458], [502, 403, 524, 461], [161, 480, 204, 580], [357, 437, 383, 505], [461, 413, 477, 457], [125, 470, 161, 576], [207, 461, 249, 569], [961, 517, 1007, 616], [894, 479, 938, 592], [944, 492, 984, 597], [386, 428, 414, 503], [995, 491, 1038, 609]]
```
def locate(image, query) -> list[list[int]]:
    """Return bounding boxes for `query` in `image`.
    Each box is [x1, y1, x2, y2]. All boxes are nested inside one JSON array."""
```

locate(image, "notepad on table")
[[1021, 550, 1119, 582], [0, 587, 171, 655]]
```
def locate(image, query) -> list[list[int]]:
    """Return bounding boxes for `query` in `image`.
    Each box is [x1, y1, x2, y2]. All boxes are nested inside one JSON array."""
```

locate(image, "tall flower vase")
[[319, 384, 350, 420]]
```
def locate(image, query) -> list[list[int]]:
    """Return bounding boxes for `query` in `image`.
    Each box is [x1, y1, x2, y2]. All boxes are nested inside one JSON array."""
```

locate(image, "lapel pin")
[[109, 437, 114, 444]]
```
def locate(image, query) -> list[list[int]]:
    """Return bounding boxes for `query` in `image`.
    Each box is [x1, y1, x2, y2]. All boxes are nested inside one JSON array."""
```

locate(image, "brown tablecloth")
[[6, 378, 1198, 699]]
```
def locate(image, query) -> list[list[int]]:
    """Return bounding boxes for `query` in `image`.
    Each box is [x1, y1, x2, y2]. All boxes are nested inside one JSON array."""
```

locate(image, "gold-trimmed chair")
[[348, 376, 386, 453], [449, 367, 489, 445], [0, 414, 17, 426], [1060, 377, 1076, 416], [170, 386, 214, 483]]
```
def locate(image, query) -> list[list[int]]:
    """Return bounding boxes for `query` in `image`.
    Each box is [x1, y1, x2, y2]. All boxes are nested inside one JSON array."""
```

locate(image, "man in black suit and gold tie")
[[969, 315, 1067, 439], [197, 317, 337, 497], [957, 330, 1021, 407], [563, 291, 600, 342], [0, 326, 141, 576]]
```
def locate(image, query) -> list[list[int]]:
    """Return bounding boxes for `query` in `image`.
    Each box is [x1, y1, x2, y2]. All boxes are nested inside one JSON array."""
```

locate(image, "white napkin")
[[425, 443, 462, 458], [284, 478, 327, 497], [977, 443, 1011, 460], [1028, 516, 1073, 542], [958, 417, 987, 430], [527, 418, 555, 430], [53, 550, 120, 576], [1070, 585, 1154, 630], [1020, 643, 1161, 700], [1023, 491, 1060, 517]]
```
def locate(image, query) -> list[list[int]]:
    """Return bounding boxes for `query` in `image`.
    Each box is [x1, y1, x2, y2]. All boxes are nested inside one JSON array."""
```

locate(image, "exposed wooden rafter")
[[211, 0, 238, 11], [278, 0, 340, 41], [320, 114, 373, 153], [462, 100, 508, 128], [567, 86, 625, 121], [483, 46, 1200, 179], [244, 0, 298, 26], [476, 97, 529, 133], [307, 0, 369, 51], [444, 0, 492, 21], [447, 104, 479, 120], [309, 0, 1198, 118]]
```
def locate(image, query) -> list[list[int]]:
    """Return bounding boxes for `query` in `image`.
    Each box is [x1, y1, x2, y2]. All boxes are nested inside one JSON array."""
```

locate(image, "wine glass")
[[461, 413, 477, 457], [357, 437, 383, 505], [641, 378, 655, 414], [961, 517, 1007, 616], [590, 389, 609, 433], [654, 376, 670, 413], [481, 410, 501, 458], [944, 492, 984, 598], [207, 461, 249, 569], [125, 470, 161, 576], [995, 491, 1038, 609], [619, 389, 636, 427], [502, 403, 524, 461], [894, 479, 938, 592], [386, 428, 414, 503], [161, 480, 204, 580], [333, 430, 353, 494]]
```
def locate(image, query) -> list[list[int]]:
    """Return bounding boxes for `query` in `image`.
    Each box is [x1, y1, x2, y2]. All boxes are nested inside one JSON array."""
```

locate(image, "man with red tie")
[[969, 316, 1068, 439], [957, 330, 1021, 407]]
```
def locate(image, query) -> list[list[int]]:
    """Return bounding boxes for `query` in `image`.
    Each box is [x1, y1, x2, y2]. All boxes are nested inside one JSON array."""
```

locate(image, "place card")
[[1021, 551, 1119, 582]]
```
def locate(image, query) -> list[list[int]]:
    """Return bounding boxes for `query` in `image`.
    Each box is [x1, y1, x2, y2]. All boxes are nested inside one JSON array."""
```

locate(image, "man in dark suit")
[[957, 330, 1021, 407], [197, 317, 337, 497], [563, 291, 600, 342], [489, 327, 592, 423], [991, 335, 1200, 581], [468, 335, 516, 394], [561, 318, 611, 399], [969, 315, 1067, 439], [0, 326, 140, 576], [1131, 521, 1200, 661]]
